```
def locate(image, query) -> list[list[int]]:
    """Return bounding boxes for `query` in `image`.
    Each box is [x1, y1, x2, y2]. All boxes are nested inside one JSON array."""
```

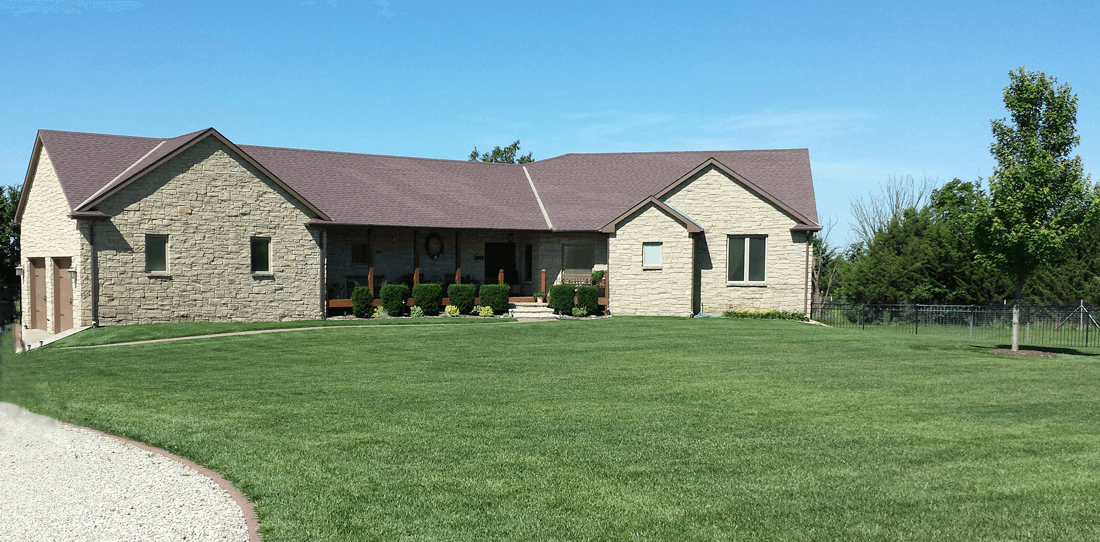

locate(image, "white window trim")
[[727, 234, 767, 286], [145, 234, 170, 276], [642, 242, 662, 269]]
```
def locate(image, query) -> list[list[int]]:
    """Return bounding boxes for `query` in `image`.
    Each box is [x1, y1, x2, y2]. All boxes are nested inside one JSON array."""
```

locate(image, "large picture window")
[[728, 235, 766, 283], [146, 234, 167, 273], [562, 244, 595, 280], [251, 237, 271, 274]]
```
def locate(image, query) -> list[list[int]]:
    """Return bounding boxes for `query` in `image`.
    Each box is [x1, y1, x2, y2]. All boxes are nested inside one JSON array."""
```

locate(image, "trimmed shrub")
[[576, 285, 598, 315], [721, 309, 806, 321], [447, 283, 477, 314], [478, 284, 510, 314], [351, 286, 373, 318], [380, 283, 409, 316], [548, 284, 576, 313], [412, 283, 443, 316]]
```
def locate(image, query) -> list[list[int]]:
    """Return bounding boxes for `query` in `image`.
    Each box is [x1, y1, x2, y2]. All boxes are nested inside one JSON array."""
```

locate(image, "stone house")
[[14, 127, 820, 333]]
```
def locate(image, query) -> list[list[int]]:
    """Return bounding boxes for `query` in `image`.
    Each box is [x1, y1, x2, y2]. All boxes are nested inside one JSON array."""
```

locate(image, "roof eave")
[[75, 128, 332, 222], [600, 197, 704, 234], [13, 133, 45, 226]]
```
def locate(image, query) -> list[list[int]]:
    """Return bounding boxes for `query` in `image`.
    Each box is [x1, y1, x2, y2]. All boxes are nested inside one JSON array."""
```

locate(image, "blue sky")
[[2, 0, 1097, 246]]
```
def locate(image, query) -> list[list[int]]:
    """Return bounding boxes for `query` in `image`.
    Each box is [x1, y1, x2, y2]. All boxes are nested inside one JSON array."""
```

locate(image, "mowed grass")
[[3, 318, 1100, 541], [52, 317, 514, 347]]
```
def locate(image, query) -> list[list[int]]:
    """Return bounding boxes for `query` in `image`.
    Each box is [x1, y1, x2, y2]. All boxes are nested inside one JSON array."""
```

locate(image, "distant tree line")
[[816, 178, 1100, 306], [817, 68, 1100, 318]]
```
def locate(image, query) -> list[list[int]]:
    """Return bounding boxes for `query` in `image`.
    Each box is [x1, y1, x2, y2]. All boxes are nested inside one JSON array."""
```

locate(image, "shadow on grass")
[[971, 344, 1100, 357]]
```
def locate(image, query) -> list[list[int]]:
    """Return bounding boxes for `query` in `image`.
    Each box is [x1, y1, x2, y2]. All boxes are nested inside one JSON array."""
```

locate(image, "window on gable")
[[146, 234, 167, 273], [642, 242, 662, 267], [251, 237, 271, 274], [728, 235, 766, 282]]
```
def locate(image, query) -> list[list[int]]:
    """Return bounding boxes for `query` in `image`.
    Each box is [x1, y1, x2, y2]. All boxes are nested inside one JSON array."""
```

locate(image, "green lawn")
[[52, 317, 515, 347], [3, 318, 1100, 541]]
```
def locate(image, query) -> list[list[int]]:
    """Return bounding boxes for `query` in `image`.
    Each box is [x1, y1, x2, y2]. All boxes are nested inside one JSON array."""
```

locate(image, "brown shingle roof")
[[525, 149, 818, 231], [28, 129, 818, 232]]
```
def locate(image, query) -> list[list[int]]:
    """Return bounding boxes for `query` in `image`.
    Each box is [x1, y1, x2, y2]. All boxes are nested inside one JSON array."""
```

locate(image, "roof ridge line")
[[75, 140, 166, 210], [240, 143, 527, 166], [523, 165, 554, 230]]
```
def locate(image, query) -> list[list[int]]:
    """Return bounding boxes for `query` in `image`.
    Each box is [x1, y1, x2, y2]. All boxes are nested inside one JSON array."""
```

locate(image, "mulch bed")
[[990, 348, 1056, 358]]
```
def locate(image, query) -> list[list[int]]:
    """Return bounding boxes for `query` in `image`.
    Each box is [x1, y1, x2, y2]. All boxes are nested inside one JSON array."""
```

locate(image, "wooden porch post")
[[413, 230, 420, 285], [541, 269, 546, 294], [455, 231, 461, 284], [367, 228, 375, 294], [498, 268, 504, 285]]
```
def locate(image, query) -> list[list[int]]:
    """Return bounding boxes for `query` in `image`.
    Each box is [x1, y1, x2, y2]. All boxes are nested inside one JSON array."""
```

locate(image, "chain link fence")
[[811, 302, 1100, 348]]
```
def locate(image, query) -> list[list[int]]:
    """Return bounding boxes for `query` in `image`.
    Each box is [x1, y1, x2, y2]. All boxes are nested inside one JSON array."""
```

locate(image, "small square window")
[[642, 242, 662, 267], [251, 237, 271, 274], [146, 234, 167, 273]]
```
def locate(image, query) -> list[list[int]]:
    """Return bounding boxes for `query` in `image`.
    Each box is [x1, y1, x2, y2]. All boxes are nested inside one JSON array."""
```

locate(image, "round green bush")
[[447, 283, 477, 314], [478, 284, 510, 314], [548, 284, 575, 314], [351, 286, 374, 318], [380, 283, 409, 317], [412, 283, 443, 316]]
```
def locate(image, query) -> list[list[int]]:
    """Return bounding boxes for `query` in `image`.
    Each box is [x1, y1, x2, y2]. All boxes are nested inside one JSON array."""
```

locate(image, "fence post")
[[914, 304, 919, 335], [861, 303, 865, 331], [969, 306, 974, 339]]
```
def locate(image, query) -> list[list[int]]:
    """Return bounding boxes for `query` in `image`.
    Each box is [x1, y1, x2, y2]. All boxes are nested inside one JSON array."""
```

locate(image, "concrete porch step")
[[509, 302, 559, 321]]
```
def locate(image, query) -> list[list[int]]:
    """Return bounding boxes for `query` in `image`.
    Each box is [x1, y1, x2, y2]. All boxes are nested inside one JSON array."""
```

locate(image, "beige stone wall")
[[325, 227, 606, 298], [19, 148, 84, 332], [607, 204, 694, 316], [91, 137, 322, 325], [661, 167, 810, 314]]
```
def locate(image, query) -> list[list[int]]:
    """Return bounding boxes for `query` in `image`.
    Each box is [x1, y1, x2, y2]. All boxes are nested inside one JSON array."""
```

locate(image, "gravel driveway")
[[0, 403, 250, 541]]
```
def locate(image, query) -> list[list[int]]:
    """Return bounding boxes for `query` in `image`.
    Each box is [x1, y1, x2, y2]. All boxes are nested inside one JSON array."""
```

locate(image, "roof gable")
[[600, 197, 703, 233], [73, 128, 330, 221], [524, 149, 819, 231]]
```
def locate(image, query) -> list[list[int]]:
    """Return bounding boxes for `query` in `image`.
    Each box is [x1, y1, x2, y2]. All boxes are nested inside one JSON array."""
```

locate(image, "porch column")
[[413, 230, 420, 285], [368, 229, 375, 294], [455, 231, 462, 284], [541, 269, 546, 294]]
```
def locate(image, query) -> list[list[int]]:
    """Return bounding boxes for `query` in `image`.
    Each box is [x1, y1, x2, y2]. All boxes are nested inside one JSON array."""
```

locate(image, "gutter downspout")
[[804, 232, 811, 317], [90, 222, 99, 327], [320, 229, 327, 320]]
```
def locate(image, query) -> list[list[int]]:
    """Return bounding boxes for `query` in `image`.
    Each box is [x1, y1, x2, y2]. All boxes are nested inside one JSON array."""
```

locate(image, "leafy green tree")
[[971, 68, 1099, 350], [0, 185, 20, 290], [0, 184, 20, 324], [468, 140, 533, 164]]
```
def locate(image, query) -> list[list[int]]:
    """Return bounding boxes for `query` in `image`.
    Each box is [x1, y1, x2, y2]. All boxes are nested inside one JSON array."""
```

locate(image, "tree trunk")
[[1011, 271, 1025, 351]]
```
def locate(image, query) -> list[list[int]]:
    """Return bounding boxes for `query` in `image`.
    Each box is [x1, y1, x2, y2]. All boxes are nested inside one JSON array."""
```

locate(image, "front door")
[[53, 257, 73, 332], [29, 258, 46, 330], [484, 243, 518, 286]]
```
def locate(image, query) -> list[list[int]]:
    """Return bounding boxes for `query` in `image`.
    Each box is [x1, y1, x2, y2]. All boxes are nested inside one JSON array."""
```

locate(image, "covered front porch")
[[319, 225, 608, 313]]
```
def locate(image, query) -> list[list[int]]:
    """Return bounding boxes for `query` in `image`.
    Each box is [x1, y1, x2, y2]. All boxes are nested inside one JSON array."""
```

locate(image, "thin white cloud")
[[372, 0, 395, 18], [301, 1, 317, 5], [0, 0, 142, 14]]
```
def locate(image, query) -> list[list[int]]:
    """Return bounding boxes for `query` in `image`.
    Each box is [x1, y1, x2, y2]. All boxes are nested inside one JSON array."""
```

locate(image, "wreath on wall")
[[425, 233, 444, 260]]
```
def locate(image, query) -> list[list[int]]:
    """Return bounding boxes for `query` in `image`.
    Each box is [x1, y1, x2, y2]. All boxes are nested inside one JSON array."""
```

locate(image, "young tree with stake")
[[972, 67, 1099, 351]]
